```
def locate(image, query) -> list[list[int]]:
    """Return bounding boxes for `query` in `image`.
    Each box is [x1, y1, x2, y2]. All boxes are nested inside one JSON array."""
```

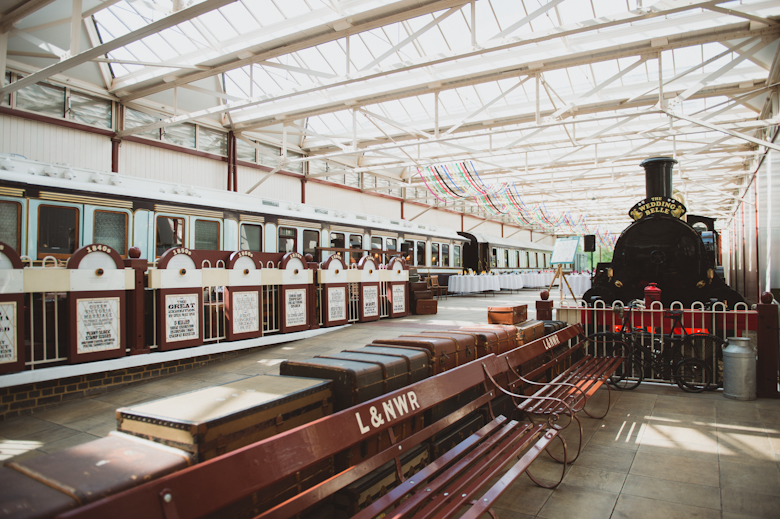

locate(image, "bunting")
[[417, 162, 617, 248]]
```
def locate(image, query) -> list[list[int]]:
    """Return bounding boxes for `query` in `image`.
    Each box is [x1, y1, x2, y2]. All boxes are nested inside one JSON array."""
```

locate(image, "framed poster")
[[165, 293, 200, 343], [328, 286, 347, 322], [0, 302, 17, 364], [232, 291, 260, 335], [285, 288, 307, 328], [362, 285, 379, 318], [392, 284, 406, 314], [76, 297, 121, 354]]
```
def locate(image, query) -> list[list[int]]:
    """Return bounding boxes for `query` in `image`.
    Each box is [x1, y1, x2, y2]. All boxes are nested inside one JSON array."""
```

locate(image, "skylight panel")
[[309, 40, 346, 76], [274, 0, 312, 20], [159, 26, 202, 55], [591, 0, 625, 18], [220, 2, 262, 34], [200, 11, 239, 42], [473, 1, 501, 41]]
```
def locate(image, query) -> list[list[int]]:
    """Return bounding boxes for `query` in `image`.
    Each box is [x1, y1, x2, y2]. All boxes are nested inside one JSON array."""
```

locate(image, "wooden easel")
[[548, 264, 578, 303]]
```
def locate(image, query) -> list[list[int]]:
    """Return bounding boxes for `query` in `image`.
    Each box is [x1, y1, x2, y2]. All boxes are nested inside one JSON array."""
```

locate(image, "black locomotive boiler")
[[584, 157, 744, 309]]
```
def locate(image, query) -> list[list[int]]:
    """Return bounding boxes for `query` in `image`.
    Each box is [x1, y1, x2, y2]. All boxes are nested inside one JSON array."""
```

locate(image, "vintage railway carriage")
[[457, 231, 554, 273], [0, 154, 467, 266]]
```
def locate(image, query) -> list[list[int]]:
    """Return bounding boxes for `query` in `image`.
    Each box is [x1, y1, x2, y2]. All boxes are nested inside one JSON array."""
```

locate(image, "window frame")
[[278, 226, 298, 254], [0, 199, 22, 253], [302, 229, 320, 258], [155, 215, 186, 258], [239, 223, 263, 252], [93, 209, 128, 257], [193, 218, 222, 251], [453, 244, 461, 268], [415, 240, 425, 267], [349, 233, 363, 264], [441, 243, 450, 267], [431, 242, 440, 267], [37, 204, 80, 260]]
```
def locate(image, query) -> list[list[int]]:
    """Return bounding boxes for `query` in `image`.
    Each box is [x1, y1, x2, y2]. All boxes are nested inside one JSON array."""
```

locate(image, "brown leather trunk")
[[117, 375, 333, 461], [487, 304, 528, 325], [373, 336, 459, 374], [0, 465, 77, 519], [472, 324, 521, 351], [414, 331, 480, 365], [457, 326, 511, 354], [412, 290, 433, 301], [6, 434, 191, 509], [514, 319, 545, 343], [414, 299, 437, 315]]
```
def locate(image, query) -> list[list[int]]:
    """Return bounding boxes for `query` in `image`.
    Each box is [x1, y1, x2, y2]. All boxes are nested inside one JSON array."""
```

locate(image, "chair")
[[429, 275, 447, 299]]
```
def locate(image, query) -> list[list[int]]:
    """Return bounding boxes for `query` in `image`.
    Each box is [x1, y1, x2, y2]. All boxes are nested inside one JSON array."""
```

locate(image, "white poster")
[[392, 285, 406, 314], [0, 302, 17, 364], [285, 288, 307, 327], [363, 285, 379, 318], [77, 297, 121, 354], [232, 291, 259, 335], [166, 293, 199, 343], [328, 286, 346, 322]]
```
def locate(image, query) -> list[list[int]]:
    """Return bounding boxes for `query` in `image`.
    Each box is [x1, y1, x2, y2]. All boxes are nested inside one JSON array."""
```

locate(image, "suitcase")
[[328, 350, 428, 387], [414, 331, 478, 364], [373, 337, 458, 374], [333, 444, 429, 517], [0, 465, 78, 519], [429, 414, 485, 460], [515, 319, 545, 343], [350, 345, 431, 379], [476, 324, 520, 351], [414, 299, 437, 315], [117, 375, 333, 461], [542, 320, 568, 335], [6, 434, 192, 508], [410, 281, 428, 292], [487, 304, 528, 325], [421, 330, 492, 359], [281, 353, 412, 411], [412, 290, 433, 301], [457, 326, 511, 354]]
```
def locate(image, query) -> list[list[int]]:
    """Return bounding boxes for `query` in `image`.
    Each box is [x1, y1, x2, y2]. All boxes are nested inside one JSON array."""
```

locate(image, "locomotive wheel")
[[675, 359, 712, 393]]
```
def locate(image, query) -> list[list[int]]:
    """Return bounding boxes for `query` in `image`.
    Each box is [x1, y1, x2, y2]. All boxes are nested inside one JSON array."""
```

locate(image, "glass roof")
[[5, 0, 780, 240]]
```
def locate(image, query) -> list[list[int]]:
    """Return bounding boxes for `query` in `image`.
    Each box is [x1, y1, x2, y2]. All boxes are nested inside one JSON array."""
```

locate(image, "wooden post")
[[124, 254, 149, 355]]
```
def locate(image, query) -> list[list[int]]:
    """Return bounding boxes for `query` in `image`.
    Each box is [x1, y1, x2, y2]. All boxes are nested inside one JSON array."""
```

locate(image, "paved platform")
[[1, 289, 778, 518]]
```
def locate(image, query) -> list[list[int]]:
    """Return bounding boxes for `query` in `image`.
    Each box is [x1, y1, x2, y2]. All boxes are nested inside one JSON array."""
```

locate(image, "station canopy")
[[2, 0, 779, 241]]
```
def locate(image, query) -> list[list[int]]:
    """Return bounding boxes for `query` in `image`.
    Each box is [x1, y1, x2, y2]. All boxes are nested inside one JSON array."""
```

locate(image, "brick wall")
[[0, 348, 264, 421]]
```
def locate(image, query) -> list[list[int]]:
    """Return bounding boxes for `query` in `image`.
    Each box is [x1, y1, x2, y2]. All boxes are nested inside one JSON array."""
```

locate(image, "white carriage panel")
[[120, 141, 225, 189], [228, 269, 263, 286], [224, 218, 239, 251], [24, 269, 70, 292], [69, 269, 128, 292], [0, 270, 23, 294], [237, 166, 301, 203], [202, 269, 229, 287], [0, 115, 111, 171], [307, 183, 399, 218], [261, 269, 283, 285]]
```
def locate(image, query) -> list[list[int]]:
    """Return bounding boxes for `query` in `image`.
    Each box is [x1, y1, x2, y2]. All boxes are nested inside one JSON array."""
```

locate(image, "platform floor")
[[1, 289, 779, 518]]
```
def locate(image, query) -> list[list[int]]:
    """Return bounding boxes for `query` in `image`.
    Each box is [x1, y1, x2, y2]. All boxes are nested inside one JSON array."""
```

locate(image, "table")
[[448, 275, 501, 294], [497, 274, 524, 290]]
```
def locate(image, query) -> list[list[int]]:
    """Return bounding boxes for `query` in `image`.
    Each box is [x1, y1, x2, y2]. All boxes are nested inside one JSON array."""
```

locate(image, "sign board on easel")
[[550, 237, 580, 265], [549, 237, 581, 303]]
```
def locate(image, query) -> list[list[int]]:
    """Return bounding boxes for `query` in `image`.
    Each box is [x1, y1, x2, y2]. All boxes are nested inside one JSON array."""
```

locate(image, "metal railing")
[[558, 300, 756, 386], [25, 292, 68, 369], [379, 281, 390, 318], [348, 282, 360, 323], [203, 286, 226, 343], [262, 285, 280, 334]]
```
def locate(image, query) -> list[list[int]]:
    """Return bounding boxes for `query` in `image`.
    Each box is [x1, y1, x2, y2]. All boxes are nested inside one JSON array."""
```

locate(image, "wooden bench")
[[61, 356, 559, 519], [486, 324, 624, 470]]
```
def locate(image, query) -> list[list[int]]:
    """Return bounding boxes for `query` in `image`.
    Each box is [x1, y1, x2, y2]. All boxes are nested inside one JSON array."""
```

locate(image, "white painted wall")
[[238, 165, 301, 203], [307, 182, 399, 218], [119, 141, 226, 189], [0, 114, 111, 171]]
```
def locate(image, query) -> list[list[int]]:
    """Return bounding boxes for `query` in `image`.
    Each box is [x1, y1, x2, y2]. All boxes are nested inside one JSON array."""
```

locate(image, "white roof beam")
[[0, 0, 57, 34], [491, 0, 567, 40], [663, 108, 780, 152], [0, 0, 239, 96]]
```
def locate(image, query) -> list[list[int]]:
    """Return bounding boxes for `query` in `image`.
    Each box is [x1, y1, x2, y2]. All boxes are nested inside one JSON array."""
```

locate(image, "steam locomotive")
[[583, 157, 744, 309]]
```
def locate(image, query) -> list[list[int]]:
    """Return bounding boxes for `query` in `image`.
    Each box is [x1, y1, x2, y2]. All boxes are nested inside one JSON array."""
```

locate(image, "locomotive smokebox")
[[641, 156, 677, 199]]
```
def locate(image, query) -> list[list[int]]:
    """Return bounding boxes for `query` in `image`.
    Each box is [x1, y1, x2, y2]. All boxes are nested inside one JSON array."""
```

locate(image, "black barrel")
[[641, 156, 677, 199]]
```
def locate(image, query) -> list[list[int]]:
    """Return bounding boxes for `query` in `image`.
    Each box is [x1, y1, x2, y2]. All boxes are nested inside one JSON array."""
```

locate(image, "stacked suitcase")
[[410, 280, 437, 315]]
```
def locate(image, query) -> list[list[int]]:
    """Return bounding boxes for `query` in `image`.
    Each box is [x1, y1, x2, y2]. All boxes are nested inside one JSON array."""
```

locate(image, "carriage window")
[[431, 243, 439, 267], [371, 236, 383, 250], [454, 245, 461, 267], [442, 244, 449, 267], [38, 205, 79, 258], [402, 240, 413, 263], [94, 211, 127, 255], [349, 234, 362, 264], [526, 252, 530, 268], [303, 230, 319, 258], [386, 238, 397, 251], [195, 220, 220, 250], [278, 227, 297, 254], [491, 248, 497, 268], [416, 241, 425, 266], [330, 232, 345, 250], [156, 216, 184, 256], [504, 249, 509, 268], [0, 201, 21, 252], [516, 251, 520, 268], [535, 252, 539, 268], [240, 224, 262, 252]]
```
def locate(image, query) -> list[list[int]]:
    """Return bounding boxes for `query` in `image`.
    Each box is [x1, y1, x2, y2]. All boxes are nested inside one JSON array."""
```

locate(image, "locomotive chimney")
[[640, 157, 677, 199]]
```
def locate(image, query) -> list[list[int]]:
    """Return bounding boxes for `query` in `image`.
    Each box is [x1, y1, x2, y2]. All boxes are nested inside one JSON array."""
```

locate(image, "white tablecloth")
[[565, 274, 592, 296], [448, 275, 501, 293], [496, 274, 524, 290], [521, 271, 557, 288]]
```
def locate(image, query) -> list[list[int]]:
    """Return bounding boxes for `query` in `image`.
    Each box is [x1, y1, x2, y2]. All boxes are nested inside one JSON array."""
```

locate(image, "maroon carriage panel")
[[224, 251, 264, 342], [0, 241, 25, 374], [319, 254, 349, 327], [358, 256, 380, 323], [154, 248, 203, 351], [279, 252, 311, 333]]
